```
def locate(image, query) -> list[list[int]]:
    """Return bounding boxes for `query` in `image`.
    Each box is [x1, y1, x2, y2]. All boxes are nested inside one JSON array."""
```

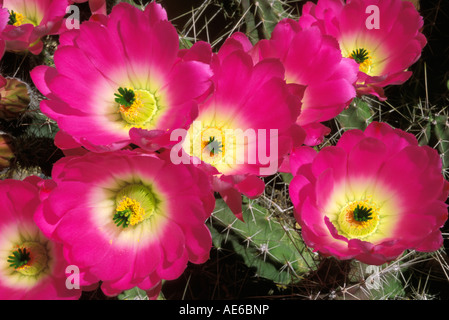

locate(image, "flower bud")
[[0, 134, 14, 169], [0, 77, 31, 120]]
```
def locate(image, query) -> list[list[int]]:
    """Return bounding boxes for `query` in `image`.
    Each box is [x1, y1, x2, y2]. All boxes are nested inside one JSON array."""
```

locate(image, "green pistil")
[[113, 209, 132, 228], [7, 248, 30, 269], [353, 205, 373, 222], [350, 48, 369, 64], [114, 87, 136, 107], [205, 136, 223, 156], [8, 10, 17, 25]]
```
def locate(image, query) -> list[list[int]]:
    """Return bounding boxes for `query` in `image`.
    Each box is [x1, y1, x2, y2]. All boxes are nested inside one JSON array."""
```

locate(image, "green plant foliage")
[[241, 0, 298, 44], [209, 197, 318, 286], [117, 287, 150, 300], [346, 261, 406, 300], [336, 97, 374, 131], [433, 114, 449, 170]]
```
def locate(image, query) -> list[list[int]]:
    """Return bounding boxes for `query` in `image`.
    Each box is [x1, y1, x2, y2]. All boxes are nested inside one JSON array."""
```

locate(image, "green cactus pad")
[[336, 97, 374, 131], [209, 197, 318, 286]]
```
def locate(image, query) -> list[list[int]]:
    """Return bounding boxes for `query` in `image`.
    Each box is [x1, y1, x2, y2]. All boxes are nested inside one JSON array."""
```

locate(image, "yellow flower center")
[[184, 120, 230, 166], [113, 184, 157, 229], [115, 87, 158, 128], [200, 127, 226, 164], [8, 10, 25, 26], [115, 196, 146, 227], [349, 48, 374, 75], [183, 118, 256, 173], [334, 198, 380, 240], [7, 242, 49, 276]]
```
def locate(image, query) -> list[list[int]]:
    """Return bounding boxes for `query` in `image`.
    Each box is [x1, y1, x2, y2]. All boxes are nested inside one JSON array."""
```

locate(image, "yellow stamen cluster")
[[358, 56, 374, 74], [119, 92, 144, 123], [9, 11, 25, 26], [349, 48, 375, 75], [16, 262, 31, 271], [115, 196, 146, 227]]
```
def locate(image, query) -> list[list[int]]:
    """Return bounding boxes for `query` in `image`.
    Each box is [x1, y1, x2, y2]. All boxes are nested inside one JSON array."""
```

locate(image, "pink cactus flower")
[[173, 37, 305, 219], [0, 0, 70, 54], [31, 2, 212, 152], [289, 121, 449, 265], [0, 177, 81, 300], [299, 0, 427, 100], [35, 150, 214, 297], [246, 20, 359, 146]]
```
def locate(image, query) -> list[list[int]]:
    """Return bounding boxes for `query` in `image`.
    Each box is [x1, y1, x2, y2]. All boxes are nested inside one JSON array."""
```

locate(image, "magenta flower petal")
[[28, 65, 57, 97], [301, 122, 331, 146], [235, 175, 266, 199], [311, 146, 347, 181], [72, 22, 126, 80], [129, 128, 178, 153], [70, 0, 106, 15], [133, 242, 161, 280], [346, 137, 388, 179], [218, 185, 245, 221], [0, 7, 8, 31], [157, 247, 189, 281], [53, 130, 88, 157], [166, 195, 213, 263], [252, 19, 358, 145]]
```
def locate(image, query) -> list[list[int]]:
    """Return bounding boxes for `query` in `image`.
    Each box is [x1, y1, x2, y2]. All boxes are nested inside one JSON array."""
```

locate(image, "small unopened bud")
[[0, 77, 31, 120], [404, 0, 420, 10], [0, 135, 14, 169]]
